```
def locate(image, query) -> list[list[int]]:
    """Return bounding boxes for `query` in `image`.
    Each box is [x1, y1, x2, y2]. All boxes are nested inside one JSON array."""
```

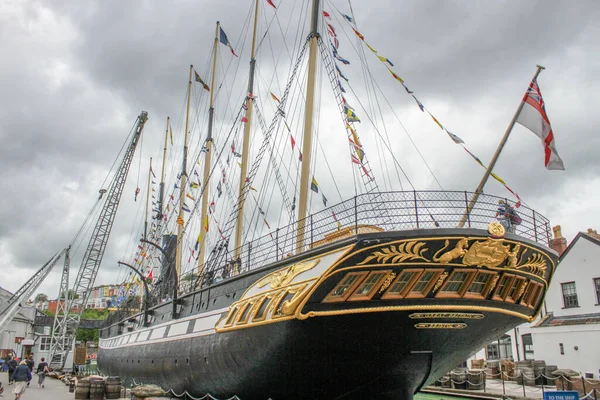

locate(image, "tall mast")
[[296, 0, 320, 254], [234, 0, 260, 272], [458, 65, 545, 227], [157, 117, 170, 221], [175, 66, 194, 282], [144, 157, 152, 241], [198, 22, 220, 275]]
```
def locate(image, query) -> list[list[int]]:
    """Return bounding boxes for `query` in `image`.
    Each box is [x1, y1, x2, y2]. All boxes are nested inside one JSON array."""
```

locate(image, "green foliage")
[[40, 309, 55, 317], [34, 293, 48, 303], [76, 328, 99, 344], [80, 308, 110, 320]]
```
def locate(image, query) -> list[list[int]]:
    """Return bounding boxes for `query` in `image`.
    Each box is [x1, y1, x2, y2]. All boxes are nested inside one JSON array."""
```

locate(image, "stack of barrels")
[[514, 360, 536, 386], [74, 376, 121, 399]]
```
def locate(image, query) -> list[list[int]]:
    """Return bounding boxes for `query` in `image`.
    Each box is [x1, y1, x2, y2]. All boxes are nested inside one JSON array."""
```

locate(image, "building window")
[[561, 282, 579, 308], [486, 334, 513, 360], [522, 334, 534, 360], [40, 337, 51, 351], [594, 278, 600, 304], [559, 343, 564, 355]]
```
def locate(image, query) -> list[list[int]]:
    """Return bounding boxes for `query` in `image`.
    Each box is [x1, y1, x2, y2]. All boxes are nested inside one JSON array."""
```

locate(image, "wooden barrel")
[[105, 376, 122, 399], [89, 378, 106, 400], [75, 380, 90, 400], [451, 369, 467, 389]]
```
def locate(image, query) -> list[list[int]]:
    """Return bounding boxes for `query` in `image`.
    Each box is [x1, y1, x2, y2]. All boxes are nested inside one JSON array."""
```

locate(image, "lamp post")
[[117, 261, 151, 327], [140, 239, 179, 318]]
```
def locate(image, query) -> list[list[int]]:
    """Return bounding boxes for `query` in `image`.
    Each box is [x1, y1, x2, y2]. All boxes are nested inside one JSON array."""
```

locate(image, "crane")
[[0, 250, 65, 336], [48, 111, 148, 369]]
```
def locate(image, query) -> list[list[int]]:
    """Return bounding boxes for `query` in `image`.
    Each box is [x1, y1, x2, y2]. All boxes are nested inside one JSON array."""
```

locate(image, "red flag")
[[299, 152, 303, 162], [290, 135, 296, 150], [241, 116, 249, 123], [266, 0, 276, 8], [516, 78, 564, 170], [351, 154, 361, 164], [323, 11, 331, 19]]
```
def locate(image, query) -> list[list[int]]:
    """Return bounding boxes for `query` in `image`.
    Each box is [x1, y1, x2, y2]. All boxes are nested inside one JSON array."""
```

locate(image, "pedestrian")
[[36, 357, 49, 388], [496, 200, 517, 234], [7, 356, 18, 385], [25, 355, 34, 388], [12, 360, 31, 400]]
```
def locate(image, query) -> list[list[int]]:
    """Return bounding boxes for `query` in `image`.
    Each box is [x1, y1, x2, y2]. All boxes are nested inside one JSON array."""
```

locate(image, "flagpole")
[[296, 0, 320, 254], [157, 117, 170, 221], [457, 65, 545, 228], [234, 0, 260, 273], [198, 22, 220, 276], [141, 157, 152, 311], [175, 66, 194, 284]]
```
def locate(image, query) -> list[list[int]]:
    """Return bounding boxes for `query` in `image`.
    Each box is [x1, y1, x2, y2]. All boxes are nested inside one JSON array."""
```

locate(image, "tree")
[[34, 293, 48, 303]]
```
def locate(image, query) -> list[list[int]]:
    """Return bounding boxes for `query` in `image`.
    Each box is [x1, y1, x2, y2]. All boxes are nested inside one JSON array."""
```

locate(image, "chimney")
[[550, 225, 567, 257]]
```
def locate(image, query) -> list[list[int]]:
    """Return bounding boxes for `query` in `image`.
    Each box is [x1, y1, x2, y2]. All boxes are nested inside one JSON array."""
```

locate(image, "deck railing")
[[198, 190, 551, 284]]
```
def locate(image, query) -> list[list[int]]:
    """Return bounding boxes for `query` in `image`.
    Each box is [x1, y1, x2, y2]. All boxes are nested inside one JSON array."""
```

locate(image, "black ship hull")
[[99, 227, 557, 399]]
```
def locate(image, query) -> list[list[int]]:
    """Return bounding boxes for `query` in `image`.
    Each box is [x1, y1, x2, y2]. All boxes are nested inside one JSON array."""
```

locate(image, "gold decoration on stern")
[[358, 241, 428, 265], [415, 322, 467, 329], [489, 275, 501, 292], [513, 253, 547, 275], [433, 238, 470, 263], [462, 238, 510, 268], [378, 271, 397, 293], [516, 281, 529, 302], [433, 271, 449, 293], [488, 222, 506, 237], [409, 312, 484, 320], [256, 259, 320, 289]]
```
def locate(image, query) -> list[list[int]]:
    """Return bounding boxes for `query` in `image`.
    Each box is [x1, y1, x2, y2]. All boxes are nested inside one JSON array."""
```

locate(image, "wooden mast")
[[296, 0, 320, 254], [142, 157, 152, 310], [198, 22, 220, 276], [175, 66, 194, 283], [458, 65, 545, 227], [234, 0, 260, 273], [157, 117, 170, 221]]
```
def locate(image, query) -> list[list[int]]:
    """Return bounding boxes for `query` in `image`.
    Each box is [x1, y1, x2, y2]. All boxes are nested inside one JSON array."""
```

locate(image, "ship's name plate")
[[409, 312, 484, 320], [415, 322, 467, 329]]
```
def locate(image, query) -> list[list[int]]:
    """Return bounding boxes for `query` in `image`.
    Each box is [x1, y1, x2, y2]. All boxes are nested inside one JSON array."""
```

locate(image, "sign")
[[544, 392, 580, 400], [74, 347, 87, 366]]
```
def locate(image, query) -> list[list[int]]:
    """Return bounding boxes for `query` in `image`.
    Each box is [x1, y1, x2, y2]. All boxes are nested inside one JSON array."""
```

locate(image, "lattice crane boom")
[[0, 250, 65, 336], [48, 111, 148, 369]]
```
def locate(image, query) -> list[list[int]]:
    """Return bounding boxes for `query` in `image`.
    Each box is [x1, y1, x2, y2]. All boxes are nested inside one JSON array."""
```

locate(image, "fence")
[[436, 370, 600, 399], [196, 190, 551, 286]]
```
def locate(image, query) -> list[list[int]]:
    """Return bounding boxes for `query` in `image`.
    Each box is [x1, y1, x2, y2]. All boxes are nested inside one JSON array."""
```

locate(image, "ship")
[[98, 1, 559, 398]]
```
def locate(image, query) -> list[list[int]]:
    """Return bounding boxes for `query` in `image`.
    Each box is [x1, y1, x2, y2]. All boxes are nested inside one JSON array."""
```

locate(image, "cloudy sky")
[[0, 0, 598, 300]]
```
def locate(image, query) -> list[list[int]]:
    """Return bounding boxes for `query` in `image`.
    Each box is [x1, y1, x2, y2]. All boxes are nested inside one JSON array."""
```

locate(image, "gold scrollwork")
[[516, 281, 529, 302], [462, 238, 510, 268], [409, 313, 484, 320], [489, 275, 501, 293], [357, 241, 428, 265], [433, 272, 449, 293], [415, 322, 467, 329], [256, 259, 320, 289], [513, 253, 547, 275], [378, 271, 397, 293]]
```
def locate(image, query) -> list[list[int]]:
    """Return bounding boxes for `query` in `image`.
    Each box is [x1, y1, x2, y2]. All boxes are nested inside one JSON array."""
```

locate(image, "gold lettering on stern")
[[414, 323, 467, 329], [409, 313, 484, 320]]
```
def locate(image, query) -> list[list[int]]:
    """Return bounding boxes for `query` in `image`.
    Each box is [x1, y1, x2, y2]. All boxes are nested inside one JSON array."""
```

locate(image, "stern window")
[[349, 270, 391, 301], [493, 275, 516, 301], [406, 270, 444, 298], [465, 272, 496, 299], [506, 277, 526, 303], [324, 272, 368, 303], [436, 270, 476, 298], [382, 270, 422, 299]]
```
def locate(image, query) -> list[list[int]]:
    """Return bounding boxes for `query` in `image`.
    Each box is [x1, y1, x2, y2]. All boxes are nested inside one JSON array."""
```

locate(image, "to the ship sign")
[[544, 392, 579, 400]]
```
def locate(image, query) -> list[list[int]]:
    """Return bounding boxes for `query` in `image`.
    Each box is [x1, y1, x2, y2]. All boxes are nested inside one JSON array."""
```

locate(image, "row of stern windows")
[[324, 268, 545, 309]]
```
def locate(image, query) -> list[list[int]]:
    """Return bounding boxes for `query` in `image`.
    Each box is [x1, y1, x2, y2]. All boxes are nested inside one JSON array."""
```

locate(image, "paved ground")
[[0, 371, 73, 400]]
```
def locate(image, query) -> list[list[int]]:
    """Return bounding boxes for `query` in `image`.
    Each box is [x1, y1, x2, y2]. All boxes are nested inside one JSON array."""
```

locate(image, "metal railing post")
[[582, 376, 587, 397], [276, 228, 279, 260], [522, 371, 526, 397], [310, 215, 314, 248], [464, 191, 471, 228], [532, 210, 538, 241], [354, 196, 358, 232], [546, 221, 551, 246], [413, 190, 419, 228]]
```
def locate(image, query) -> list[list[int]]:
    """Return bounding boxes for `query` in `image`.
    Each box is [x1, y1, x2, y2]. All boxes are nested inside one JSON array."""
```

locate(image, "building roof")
[[534, 312, 600, 328], [559, 230, 600, 261]]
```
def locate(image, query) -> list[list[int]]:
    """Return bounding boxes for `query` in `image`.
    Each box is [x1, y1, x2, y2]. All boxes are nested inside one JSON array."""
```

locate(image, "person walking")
[[12, 360, 31, 400], [36, 357, 49, 388], [7, 356, 18, 385], [25, 355, 34, 388], [496, 200, 516, 234]]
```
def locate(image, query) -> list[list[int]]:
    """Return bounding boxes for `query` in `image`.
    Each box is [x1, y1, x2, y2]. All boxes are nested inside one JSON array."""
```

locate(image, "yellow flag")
[[270, 92, 281, 103], [204, 216, 209, 232], [491, 172, 506, 185], [365, 42, 377, 53], [169, 125, 173, 145]]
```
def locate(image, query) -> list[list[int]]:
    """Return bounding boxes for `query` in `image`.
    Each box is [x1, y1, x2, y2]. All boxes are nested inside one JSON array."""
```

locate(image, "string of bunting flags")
[[336, 12, 522, 207]]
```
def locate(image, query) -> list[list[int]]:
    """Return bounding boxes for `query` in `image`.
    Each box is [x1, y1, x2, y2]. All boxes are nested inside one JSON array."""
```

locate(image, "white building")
[[474, 227, 600, 379], [0, 286, 36, 359]]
